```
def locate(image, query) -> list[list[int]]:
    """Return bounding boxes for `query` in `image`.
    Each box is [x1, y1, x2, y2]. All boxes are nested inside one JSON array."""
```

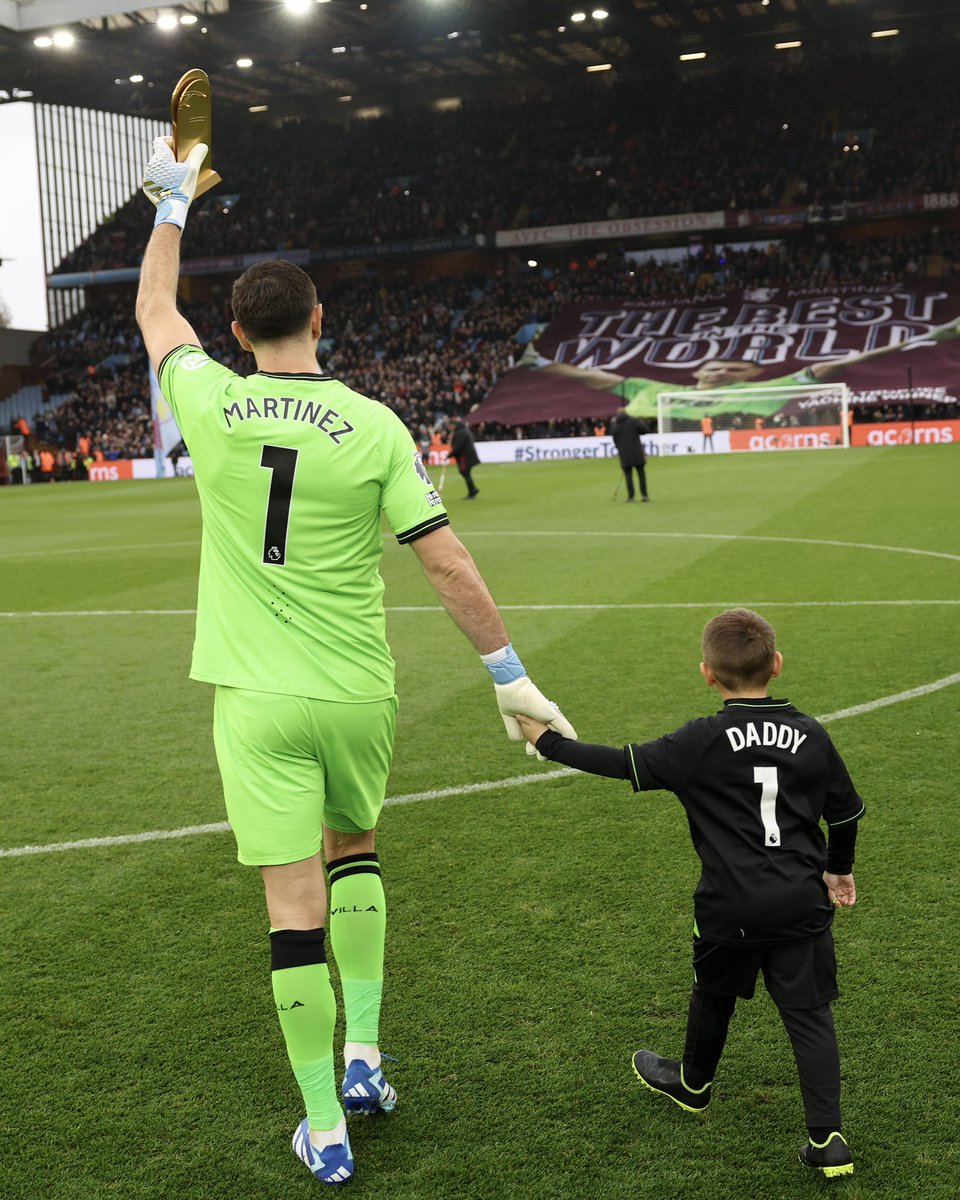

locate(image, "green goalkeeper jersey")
[[614, 368, 817, 421], [160, 344, 449, 702]]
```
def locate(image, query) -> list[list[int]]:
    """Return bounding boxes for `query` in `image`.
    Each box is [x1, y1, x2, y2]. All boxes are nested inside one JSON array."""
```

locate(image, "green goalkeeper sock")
[[270, 928, 341, 1132], [327, 853, 386, 1045]]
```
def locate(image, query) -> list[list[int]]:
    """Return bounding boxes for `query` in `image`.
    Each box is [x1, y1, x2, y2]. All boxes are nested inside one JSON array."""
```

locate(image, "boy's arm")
[[528, 726, 632, 781], [521, 715, 705, 793], [824, 812, 860, 908], [820, 733, 864, 907]]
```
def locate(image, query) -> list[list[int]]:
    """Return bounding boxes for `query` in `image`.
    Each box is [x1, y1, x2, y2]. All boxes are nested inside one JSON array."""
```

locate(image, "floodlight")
[[285, 0, 312, 13], [237, 57, 254, 68], [180, 13, 198, 24], [157, 13, 178, 31], [34, 35, 53, 47], [52, 30, 74, 47], [679, 51, 706, 61]]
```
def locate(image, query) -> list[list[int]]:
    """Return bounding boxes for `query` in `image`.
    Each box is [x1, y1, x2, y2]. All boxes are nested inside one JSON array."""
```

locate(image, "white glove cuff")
[[154, 195, 189, 231]]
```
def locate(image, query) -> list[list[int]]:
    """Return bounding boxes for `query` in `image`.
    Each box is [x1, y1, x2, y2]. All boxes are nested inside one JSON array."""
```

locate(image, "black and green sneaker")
[[631, 1050, 712, 1113], [799, 1132, 854, 1178]]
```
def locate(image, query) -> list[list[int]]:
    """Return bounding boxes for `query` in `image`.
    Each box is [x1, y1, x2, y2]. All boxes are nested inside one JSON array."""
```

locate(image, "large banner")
[[495, 211, 726, 249], [470, 282, 960, 426]]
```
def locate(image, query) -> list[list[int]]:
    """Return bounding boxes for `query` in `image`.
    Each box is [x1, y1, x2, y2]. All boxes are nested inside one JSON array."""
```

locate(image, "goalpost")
[[655, 383, 851, 454]]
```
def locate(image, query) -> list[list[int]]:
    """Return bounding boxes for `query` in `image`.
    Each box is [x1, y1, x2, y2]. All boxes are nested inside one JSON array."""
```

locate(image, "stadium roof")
[[0, 0, 957, 121]]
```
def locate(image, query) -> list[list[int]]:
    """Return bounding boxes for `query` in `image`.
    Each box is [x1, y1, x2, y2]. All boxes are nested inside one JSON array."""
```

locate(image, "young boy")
[[517, 608, 864, 1179]]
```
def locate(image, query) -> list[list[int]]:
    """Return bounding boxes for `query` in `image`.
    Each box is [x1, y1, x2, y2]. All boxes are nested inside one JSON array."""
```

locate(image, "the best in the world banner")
[[471, 282, 960, 426]]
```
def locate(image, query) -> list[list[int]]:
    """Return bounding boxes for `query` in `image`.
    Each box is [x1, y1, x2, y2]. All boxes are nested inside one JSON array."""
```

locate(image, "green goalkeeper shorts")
[[212, 686, 398, 866]]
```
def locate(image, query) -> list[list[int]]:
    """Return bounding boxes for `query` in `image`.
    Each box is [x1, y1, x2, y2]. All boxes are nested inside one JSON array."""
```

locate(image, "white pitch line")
[[0, 770, 576, 859], [0, 609, 199, 618], [461, 530, 960, 564], [3, 599, 960, 619], [2, 530, 959, 563], [816, 671, 960, 723], [0, 540, 199, 560], [3, 670, 959, 860]]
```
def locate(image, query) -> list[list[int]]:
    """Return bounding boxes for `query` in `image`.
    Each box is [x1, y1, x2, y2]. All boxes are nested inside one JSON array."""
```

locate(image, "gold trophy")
[[171, 69, 222, 197]]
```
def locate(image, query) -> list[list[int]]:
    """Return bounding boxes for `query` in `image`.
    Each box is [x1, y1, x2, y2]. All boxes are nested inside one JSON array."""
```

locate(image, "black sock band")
[[808, 1126, 841, 1143], [270, 927, 327, 971], [326, 852, 381, 885]]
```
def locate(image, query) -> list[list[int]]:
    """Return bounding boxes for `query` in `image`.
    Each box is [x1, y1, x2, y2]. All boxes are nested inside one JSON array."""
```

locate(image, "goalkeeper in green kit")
[[136, 137, 576, 1187]]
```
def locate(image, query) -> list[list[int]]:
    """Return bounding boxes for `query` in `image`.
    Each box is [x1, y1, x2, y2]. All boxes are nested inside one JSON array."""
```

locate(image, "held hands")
[[481, 642, 576, 756], [495, 677, 576, 757], [142, 137, 208, 231], [824, 871, 857, 908], [516, 713, 550, 750]]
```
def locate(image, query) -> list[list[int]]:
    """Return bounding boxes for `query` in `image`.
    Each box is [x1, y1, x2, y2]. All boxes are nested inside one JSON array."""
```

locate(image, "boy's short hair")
[[702, 608, 777, 690], [231, 259, 318, 344]]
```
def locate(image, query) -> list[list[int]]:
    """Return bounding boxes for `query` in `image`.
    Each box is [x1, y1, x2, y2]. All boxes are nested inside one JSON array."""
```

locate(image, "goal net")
[[655, 382, 850, 454]]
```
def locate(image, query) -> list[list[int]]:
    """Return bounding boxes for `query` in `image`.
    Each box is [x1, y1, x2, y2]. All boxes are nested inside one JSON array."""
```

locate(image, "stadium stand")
[[51, 51, 960, 275], [21, 229, 960, 462]]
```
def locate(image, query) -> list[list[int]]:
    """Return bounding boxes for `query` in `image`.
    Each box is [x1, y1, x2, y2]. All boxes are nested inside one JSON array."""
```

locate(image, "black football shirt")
[[537, 697, 865, 946]]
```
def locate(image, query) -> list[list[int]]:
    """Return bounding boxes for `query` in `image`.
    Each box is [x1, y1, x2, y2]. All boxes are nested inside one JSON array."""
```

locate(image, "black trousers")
[[459, 466, 478, 496], [681, 984, 842, 1130], [621, 463, 648, 499]]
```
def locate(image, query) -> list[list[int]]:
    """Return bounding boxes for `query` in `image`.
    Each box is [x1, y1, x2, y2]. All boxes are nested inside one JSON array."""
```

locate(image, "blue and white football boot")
[[341, 1058, 397, 1115], [292, 1118, 354, 1185]]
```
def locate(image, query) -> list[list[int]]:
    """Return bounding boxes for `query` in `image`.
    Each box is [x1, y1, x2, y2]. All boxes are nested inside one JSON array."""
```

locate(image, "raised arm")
[[410, 526, 576, 747], [135, 138, 207, 375], [808, 313, 960, 382]]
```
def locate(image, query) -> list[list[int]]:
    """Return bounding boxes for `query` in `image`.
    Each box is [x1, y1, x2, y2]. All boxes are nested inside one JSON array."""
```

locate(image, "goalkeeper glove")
[[481, 643, 577, 752], [928, 317, 960, 342], [142, 137, 207, 231]]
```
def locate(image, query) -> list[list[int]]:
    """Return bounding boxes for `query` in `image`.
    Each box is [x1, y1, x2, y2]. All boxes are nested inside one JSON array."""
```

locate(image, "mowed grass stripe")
[[2, 599, 960, 619], [4, 670, 958, 859], [0, 770, 575, 858], [2, 449, 958, 1200], [2, 527, 959, 562]]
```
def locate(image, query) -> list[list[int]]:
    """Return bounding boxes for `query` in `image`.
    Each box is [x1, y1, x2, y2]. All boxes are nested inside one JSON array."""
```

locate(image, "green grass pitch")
[[1, 445, 958, 1199]]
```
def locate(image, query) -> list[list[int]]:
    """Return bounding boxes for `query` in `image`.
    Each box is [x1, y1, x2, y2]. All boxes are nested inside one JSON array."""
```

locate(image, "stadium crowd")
[[22, 229, 960, 461], [55, 50, 960, 274]]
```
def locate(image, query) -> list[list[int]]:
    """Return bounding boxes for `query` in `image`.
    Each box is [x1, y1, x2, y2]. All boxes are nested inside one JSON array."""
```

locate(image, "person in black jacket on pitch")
[[449, 418, 480, 499], [610, 408, 649, 502]]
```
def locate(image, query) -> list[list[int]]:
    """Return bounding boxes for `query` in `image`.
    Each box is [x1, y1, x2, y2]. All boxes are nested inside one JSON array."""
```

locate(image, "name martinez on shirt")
[[222, 396, 356, 443]]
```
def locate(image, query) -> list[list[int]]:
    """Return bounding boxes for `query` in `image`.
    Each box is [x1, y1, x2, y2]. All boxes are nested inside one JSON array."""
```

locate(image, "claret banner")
[[470, 282, 960, 426]]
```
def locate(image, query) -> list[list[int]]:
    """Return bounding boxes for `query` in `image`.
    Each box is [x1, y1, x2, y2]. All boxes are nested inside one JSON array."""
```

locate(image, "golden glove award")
[[171, 68, 222, 197]]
